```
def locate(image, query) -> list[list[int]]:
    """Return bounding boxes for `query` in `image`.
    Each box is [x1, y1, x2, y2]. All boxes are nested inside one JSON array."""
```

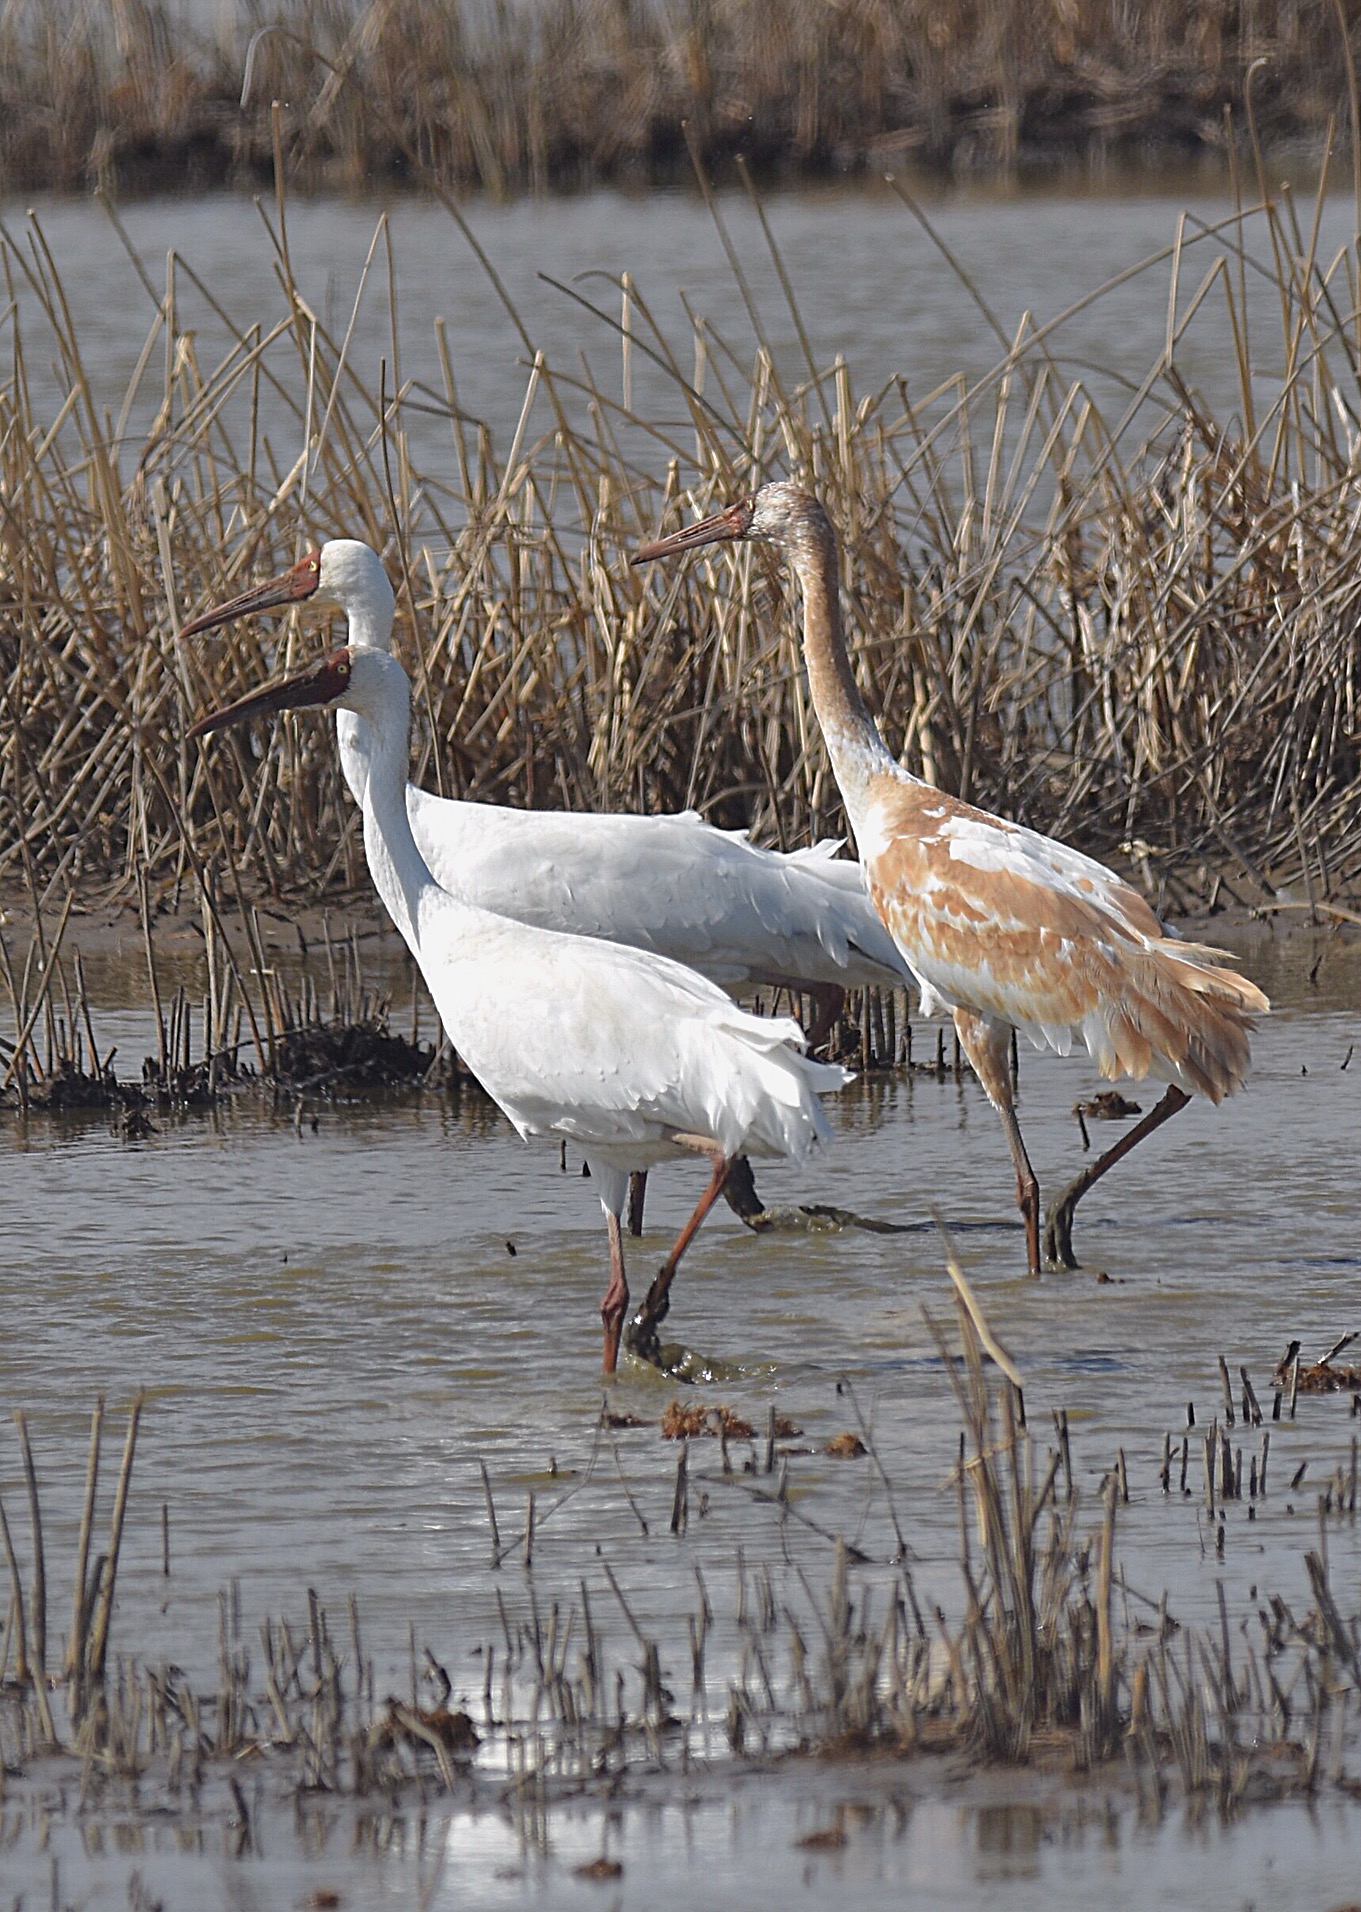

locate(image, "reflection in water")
[[975, 1801, 1045, 1876], [9, 1780, 1359, 1911]]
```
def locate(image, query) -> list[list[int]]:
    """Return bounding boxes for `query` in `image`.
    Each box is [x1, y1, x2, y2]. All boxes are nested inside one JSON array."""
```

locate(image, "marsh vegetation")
[[4, 160, 1361, 928], [0, 0, 1354, 197]]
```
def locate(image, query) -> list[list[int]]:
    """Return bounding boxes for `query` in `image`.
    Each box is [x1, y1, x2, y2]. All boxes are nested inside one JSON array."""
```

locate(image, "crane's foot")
[[624, 1281, 673, 1366], [1042, 1186, 1082, 1270], [1043, 1085, 1190, 1270], [622, 1330, 722, 1383], [624, 1311, 658, 1366], [601, 1212, 630, 1372], [1019, 1181, 1042, 1277], [721, 1154, 768, 1227], [601, 1283, 630, 1372]]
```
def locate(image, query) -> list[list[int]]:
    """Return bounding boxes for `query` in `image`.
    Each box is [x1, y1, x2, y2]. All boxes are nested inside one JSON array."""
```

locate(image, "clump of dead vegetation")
[[0, 877, 434, 1117], [1275, 1335, 1361, 1397], [0, 0, 1354, 197], [4, 153, 1361, 924]]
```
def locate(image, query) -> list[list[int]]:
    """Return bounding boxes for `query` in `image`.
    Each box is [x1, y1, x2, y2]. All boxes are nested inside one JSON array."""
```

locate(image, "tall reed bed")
[[2, 164, 1361, 915], [0, 0, 1353, 196]]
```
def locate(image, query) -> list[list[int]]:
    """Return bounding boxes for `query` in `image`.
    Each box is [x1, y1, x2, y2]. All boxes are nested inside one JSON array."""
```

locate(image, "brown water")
[[2, 920, 1359, 1906]]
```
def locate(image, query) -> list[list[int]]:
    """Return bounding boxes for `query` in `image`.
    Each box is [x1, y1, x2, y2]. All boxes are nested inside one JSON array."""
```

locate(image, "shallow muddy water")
[[14, 1766, 1361, 1910], [2, 920, 1359, 1905]]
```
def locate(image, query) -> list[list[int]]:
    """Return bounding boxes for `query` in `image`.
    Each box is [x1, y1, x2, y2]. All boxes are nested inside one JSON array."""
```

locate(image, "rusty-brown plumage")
[[634, 483, 1269, 1272]]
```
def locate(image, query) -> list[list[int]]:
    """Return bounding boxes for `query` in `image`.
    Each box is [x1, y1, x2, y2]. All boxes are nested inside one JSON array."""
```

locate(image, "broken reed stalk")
[[5, 163, 1361, 915], [12, 1413, 47, 1701], [85, 1393, 144, 1684], [0, 1485, 29, 1685], [66, 1394, 103, 1688]]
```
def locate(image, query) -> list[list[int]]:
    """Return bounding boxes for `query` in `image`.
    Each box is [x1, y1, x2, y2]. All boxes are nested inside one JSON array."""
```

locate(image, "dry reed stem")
[[65, 1395, 104, 1690]]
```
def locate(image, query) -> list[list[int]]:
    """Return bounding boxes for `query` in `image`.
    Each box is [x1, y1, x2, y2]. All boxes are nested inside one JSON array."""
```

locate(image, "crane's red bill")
[[187, 648, 352, 738], [178, 550, 323, 638], [632, 498, 755, 564]]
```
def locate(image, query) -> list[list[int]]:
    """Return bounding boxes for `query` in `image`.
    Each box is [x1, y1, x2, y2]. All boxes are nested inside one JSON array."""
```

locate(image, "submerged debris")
[[269, 1016, 434, 1094], [662, 1401, 756, 1441], [1073, 1091, 1143, 1151], [1273, 1336, 1361, 1395], [0, 889, 442, 1120], [368, 1702, 479, 1761], [573, 1858, 624, 1881]]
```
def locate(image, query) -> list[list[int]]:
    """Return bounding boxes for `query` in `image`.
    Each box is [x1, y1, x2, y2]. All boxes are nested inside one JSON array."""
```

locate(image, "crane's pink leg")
[[627, 1145, 732, 1364], [627, 1171, 647, 1237], [601, 1210, 629, 1374], [954, 1009, 1041, 1277], [1044, 1085, 1191, 1269]]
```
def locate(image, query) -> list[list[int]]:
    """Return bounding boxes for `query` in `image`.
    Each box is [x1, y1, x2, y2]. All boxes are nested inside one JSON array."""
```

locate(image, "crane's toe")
[[1042, 1188, 1082, 1270]]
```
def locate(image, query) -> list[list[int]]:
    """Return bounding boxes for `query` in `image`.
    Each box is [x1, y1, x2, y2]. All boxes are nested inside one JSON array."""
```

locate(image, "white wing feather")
[[405, 787, 911, 989]]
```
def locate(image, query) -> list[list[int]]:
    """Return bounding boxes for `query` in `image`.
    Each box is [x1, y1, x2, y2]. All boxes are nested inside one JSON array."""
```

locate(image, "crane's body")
[[634, 485, 1268, 1272], [400, 792, 904, 996], [182, 546, 847, 1367], [854, 775, 1259, 1102], [239, 540, 909, 1002], [366, 824, 844, 1214]]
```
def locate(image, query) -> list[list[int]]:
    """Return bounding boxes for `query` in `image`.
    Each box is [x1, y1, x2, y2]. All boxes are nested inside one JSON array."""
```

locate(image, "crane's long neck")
[[787, 508, 899, 823], [336, 708, 371, 808], [353, 662, 432, 958], [334, 590, 394, 809]]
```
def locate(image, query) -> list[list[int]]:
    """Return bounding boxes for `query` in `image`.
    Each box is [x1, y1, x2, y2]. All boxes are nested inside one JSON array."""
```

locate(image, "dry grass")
[[3, 154, 1361, 917], [0, 0, 1354, 196]]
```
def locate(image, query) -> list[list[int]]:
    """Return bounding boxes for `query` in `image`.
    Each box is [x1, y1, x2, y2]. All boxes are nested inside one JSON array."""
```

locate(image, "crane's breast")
[[862, 796, 1131, 1028]]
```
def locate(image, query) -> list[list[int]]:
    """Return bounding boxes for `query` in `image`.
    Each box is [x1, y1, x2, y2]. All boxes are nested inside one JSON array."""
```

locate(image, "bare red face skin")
[[632, 497, 756, 565], [178, 550, 323, 639], [187, 648, 352, 740]]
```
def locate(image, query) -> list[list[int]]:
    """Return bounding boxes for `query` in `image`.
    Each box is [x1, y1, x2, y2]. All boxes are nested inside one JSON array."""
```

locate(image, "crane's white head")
[[632, 481, 830, 566], [186, 643, 409, 742], [178, 538, 396, 651]]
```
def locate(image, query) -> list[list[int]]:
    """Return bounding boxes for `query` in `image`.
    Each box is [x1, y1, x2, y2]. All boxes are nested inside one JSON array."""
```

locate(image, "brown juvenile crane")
[[634, 483, 1269, 1272]]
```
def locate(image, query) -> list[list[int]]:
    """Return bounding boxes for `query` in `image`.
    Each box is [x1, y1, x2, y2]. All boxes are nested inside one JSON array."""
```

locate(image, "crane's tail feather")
[[1078, 942, 1269, 1102], [681, 1000, 852, 1161]]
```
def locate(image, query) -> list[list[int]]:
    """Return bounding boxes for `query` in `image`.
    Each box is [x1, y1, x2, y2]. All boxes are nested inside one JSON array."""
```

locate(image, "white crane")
[[185, 603, 848, 1370], [180, 539, 910, 1226], [635, 484, 1269, 1273]]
